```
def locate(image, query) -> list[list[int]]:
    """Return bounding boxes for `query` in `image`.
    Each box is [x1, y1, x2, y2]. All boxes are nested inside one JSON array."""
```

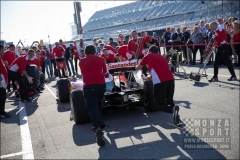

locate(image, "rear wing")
[[107, 59, 138, 74]]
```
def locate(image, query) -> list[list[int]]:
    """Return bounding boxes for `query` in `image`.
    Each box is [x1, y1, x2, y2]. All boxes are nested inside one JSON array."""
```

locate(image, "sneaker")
[[228, 76, 237, 81], [173, 106, 180, 125], [96, 129, 105, 147], [175, 115, 183, 126], [0, 112, 11, 119], [208, 77, 218, 82]]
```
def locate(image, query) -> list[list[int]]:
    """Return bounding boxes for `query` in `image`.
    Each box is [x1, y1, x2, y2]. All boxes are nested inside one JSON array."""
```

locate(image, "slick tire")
[[70, 89, 91, 124], [57, 78, 70, 103]]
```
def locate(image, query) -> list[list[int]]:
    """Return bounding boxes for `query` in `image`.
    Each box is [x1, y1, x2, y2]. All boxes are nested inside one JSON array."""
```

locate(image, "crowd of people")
[[0, 16, 239, 147]]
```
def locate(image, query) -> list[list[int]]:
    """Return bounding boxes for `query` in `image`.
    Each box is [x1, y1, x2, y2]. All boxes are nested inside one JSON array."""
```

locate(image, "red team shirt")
[[80, 55, 107, 88], [53, 47, 65, 58], [118, 40, 127, 46], [2, 50, 16, 68], [214, 27, 227, 48], [128, 36, 151, 58], [118, 45, 133, 60], [104, 45, 117, 56], [0, 58, 8, 84], [40, 50, 46, 64], [140, 52, 174, 85], [29, 57, 41, 71], [73, 45, 79, 58], [49, 49, 54, 59], [9, 55, 30, 74], [60, 44, 66, 50], [100, 53, 115, 63]]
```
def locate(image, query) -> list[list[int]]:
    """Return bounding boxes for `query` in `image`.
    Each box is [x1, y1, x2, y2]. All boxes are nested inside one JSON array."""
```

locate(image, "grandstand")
[[78, 0, 239, 42]]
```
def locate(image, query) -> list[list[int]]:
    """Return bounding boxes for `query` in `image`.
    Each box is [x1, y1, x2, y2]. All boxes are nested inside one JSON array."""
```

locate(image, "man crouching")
[[135, 46, 182, 126]]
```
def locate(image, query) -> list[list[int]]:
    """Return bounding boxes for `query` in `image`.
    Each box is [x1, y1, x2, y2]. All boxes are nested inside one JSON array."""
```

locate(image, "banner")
[[56, 61, 66, 70]]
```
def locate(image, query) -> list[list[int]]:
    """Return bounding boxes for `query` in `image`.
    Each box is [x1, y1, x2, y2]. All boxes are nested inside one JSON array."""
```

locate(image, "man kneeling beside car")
[[135, 46, 182, 126]]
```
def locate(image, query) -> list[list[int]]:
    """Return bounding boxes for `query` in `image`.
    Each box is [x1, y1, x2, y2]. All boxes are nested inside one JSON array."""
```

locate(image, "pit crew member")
[[208, 21, 237, 82], [8, 50, 35, 102], [80, 45, 107, 147], [135, 46, 182, 126]]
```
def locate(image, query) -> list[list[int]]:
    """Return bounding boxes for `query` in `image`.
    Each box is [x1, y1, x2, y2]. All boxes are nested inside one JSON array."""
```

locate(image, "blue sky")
[[0, 1, 135, 45]]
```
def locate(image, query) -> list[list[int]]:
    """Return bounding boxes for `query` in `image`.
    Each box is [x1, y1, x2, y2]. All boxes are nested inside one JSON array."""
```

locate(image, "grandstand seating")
[[80, 0, 240, 40]]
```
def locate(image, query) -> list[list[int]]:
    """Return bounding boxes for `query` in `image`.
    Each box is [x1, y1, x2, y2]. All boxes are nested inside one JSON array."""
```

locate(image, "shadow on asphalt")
[[71, 108, 225, 159], [56, 100, 71, 112], [193, 82, 209, 87]]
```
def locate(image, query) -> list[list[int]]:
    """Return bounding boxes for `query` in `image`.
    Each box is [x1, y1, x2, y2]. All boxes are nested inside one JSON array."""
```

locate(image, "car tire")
[[57, 78, 70, 103], [70, 89, 91, 124], [23, 65, 40, 88], [39, 72, 45, 86], [143, 80, 159, 112]]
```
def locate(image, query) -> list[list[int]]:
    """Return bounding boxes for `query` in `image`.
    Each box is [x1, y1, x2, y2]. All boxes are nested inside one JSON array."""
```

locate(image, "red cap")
[[166, 27, 170, 30]]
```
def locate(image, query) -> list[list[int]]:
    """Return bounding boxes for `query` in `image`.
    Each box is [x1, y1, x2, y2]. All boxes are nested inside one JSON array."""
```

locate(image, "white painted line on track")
[[44, 84, 58, 99], [18, 101, 34, 159], [0, 151, 28, 159]]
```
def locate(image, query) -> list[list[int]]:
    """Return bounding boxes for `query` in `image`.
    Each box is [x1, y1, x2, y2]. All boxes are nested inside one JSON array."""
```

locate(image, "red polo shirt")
[[53, 46, 65, 58], [79, 54, 107, 88], [140, 52, 174, 84], [9, 55, 30, 74], [73, 45, 79, 58], [104, 45, 117, 56], [100, 53, 115, 63], [0, 58, 8, 84], [2, 50, 16, 68], [60, 44, 66, 50], [40, 50, 46, 63], [118, 40, 127, 46], [49, 49, 54, 59], [128, 36, 151, 58], [118, 45, 133, 60], [29, 57, 41, 71], [214, 27, 227, 47]]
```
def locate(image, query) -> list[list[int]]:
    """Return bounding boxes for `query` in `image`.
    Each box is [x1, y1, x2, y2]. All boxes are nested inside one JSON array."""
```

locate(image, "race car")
[[56, 59, 158, 124]]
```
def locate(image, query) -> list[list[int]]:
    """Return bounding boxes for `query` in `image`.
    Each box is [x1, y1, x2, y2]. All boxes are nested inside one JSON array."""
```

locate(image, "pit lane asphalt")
[[1, 63, 239, 159]]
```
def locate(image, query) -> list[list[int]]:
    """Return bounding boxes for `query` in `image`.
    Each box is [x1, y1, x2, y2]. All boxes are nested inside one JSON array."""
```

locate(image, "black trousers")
[[41, 61, 45, 75], [74, 58, 79, 73], [154, 80, 175, 113], [8, 70, 28, 100], [214, 45, 236, 77], [193, 45, 204, 63], [83, 84, 106, 129], [51, 59, 56, 71], [7, 69, 16, 91], [233, 41, 240, 65], [0, 87, 6, 114]]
